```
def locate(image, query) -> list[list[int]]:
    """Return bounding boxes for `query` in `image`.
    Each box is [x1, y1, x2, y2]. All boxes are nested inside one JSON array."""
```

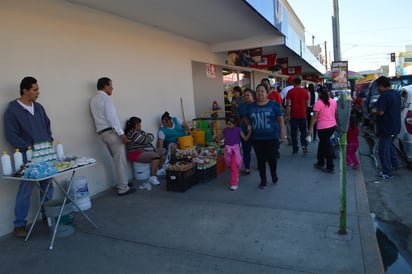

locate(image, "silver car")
[[395, 84, 412, 166]]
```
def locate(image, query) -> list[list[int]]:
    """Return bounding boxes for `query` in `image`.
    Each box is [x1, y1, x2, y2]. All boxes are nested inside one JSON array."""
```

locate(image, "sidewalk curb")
[[353, 167, 385, 273]]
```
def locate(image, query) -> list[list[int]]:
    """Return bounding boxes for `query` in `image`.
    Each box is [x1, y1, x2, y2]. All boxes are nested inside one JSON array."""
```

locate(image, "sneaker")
[[149, 176, 160, 185], [118, 187, 136, 196], [302, 147, 308, 154], [156, 168, 166, 176], [229, 185, 238, 191], [322, 168, 334, 174], [13, 226, 27, 238], [258, 182, 267, 189], [313, 163, 323, 170], [272, 176, 278, 184], [139, 182, 152, 190], [377, 173, 393, 179], [352, 164, 360, 170]]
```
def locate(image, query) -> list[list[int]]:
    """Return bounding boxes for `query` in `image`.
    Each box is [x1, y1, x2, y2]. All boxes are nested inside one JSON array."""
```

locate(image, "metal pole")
[[337, 90, 352, 235], [339, 132, 347, 234], [332, 0, 341, 61]]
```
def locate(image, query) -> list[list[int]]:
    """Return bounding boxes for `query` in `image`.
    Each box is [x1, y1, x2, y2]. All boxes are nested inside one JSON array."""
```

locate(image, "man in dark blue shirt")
[[370, 76, 402, 179]]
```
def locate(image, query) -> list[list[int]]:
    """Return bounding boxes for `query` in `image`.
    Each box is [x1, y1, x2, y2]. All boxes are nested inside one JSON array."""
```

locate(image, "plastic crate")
[[166, 166, 198, 192], [216, 154, 226, 176], [196, 164, 217, 183]]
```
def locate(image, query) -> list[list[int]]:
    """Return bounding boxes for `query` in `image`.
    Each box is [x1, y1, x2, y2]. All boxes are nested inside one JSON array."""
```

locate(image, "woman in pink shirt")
[[307, 86, 337, 173]]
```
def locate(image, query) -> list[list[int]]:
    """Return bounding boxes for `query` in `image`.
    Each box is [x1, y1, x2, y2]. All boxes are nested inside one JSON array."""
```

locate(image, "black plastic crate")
[[166, 166, 198, 192], [196, 164, 217, 183]]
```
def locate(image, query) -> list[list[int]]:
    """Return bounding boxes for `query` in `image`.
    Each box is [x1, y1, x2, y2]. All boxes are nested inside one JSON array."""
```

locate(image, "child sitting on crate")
[[222, 116, 251, 190]]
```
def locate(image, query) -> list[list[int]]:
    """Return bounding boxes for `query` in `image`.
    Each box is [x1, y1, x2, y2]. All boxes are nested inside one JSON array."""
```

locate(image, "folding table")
[[3, 162, 97, 249]]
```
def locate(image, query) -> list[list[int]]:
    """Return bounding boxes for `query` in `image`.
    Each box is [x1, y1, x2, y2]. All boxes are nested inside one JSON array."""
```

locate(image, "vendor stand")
[[3, 160, 97, 250]]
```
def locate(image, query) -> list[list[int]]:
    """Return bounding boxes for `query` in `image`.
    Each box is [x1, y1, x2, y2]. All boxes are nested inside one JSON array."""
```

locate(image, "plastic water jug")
[[26, 146, 33, 162], [13, 148, 23, 173], [56, 140, 65, 161], [1, 150, 12, 176]]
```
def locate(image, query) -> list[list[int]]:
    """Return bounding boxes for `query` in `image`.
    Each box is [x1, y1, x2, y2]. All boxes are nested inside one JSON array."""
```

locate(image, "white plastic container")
[[1, 150, 13, 176], [26, 146, 33, 162], [13, 148, 24, 173], [67, 176, 91, 212], [133, 162, 150, 180], [56, 140, 65, 161]]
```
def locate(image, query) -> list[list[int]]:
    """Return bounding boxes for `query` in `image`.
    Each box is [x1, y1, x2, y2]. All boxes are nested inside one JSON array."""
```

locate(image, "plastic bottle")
[[1, 150, 13, 176], [56, 140, 65, 161], [26, 146, 33, 162], [13, 148, 24, 173]]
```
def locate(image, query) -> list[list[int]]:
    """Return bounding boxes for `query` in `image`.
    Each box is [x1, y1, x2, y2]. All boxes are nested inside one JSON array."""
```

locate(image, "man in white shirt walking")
[[90, 77, 135, 196]]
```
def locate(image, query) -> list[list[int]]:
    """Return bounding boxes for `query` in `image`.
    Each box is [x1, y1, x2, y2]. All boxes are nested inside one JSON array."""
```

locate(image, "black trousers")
[[316, 126, 335, 169], [252, 139, 278, 184]]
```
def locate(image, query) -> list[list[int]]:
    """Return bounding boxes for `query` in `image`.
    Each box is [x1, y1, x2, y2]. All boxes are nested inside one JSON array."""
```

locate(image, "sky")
[[287, 0, 412, 72]]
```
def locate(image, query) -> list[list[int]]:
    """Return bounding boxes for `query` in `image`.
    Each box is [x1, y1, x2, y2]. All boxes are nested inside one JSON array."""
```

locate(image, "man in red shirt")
[[285, 77, 309, 154], [261, 78, 282, 105]]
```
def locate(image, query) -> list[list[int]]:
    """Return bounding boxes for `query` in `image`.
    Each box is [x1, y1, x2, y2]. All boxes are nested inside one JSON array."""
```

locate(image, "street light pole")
[[332, 0, 341, 61]]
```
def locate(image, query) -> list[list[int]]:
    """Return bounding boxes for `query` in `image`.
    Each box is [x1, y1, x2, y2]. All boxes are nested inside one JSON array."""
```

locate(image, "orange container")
[[193, 130, 205, 145], [178, 135, 194, 149]]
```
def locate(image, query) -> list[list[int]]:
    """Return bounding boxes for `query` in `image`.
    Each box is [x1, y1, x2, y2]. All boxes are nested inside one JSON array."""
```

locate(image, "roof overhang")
[[67, 0, 323, 76]]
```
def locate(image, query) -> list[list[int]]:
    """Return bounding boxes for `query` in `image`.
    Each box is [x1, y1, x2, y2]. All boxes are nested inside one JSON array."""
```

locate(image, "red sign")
[[250, 54, 277, 69], [281, 66, 302, 75]]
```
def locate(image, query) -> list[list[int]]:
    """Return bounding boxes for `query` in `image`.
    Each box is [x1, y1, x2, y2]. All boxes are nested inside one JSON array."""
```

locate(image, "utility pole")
[[332, 0, 341, 61], [324, 41, 328, 70]]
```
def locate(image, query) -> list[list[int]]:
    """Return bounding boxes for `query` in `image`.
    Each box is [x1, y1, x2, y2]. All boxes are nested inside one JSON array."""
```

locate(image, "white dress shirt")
[[90, 90, 124, 135]]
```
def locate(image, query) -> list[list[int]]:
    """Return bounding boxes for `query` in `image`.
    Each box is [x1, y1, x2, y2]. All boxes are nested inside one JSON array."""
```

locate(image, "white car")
[[395, 84, 412, 166]]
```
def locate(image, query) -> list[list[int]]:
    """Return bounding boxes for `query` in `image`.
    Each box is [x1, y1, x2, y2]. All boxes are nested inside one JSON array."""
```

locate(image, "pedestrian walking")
[[222, 116, 250, 190], [286, 77, 309, 154], [246, 84, 285, 189], [308, 86, 337, 173], [347, 113, 360, 169]]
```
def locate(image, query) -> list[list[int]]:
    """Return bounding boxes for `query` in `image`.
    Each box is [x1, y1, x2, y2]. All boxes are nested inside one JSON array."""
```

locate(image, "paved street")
[[359, 131, 412, 272]]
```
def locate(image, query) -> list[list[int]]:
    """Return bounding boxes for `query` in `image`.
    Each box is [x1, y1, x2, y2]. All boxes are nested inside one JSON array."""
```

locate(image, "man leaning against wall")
[[90, 77, 136, 196], [3, 76, 54, 238]]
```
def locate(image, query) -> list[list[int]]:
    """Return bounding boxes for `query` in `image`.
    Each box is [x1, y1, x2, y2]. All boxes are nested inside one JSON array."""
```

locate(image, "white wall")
[[0, 0, 224, 236]]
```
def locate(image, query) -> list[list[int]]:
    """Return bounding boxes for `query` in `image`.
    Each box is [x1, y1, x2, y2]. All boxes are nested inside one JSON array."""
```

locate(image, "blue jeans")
[[14, 179, 53, 227], [290, 118, 308, 152], [378, 135, 401, 176], [241, 138, 252, 169]]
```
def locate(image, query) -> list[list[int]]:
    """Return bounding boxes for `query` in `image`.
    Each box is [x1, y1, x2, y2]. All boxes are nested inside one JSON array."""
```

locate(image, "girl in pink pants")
[[346, 115, 360, 169], [222, 116, 250, 190]]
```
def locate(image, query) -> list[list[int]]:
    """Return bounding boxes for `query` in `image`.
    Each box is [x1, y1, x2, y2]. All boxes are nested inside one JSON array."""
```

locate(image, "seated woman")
[[158, 112, 190, 159], [125, 117, 167, 186]]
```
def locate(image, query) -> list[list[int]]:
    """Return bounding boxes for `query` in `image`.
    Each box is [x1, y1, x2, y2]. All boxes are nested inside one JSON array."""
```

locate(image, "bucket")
[[178, 135, 194, 149], [44, 199, 75, 238], [197, 120, 209, 129], [133, 162, 150, 180], [193, 130, 205, 145], [204, 129, 213, 144], [67, 176, 91, 212]]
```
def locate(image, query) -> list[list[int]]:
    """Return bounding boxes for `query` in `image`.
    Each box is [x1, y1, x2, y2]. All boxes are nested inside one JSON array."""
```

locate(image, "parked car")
[[394, 84, 412, 166], [363, 75, 412, 134]]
